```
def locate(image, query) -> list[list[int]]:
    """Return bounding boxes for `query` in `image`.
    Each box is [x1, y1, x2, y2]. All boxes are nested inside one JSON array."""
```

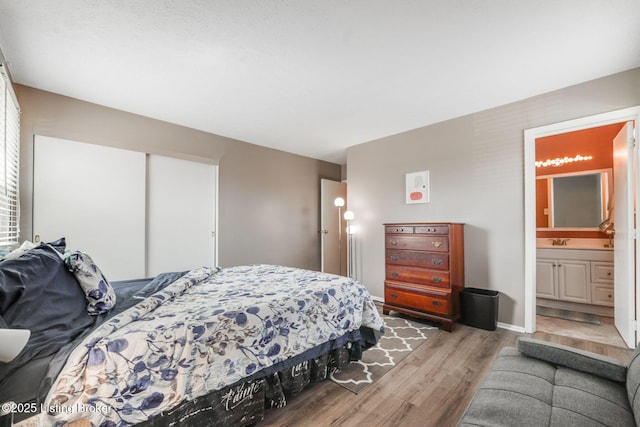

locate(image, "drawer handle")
[[607, 272, 612, 276], [390, 240, 398, 246], [432, 258, 443, 265], [432, 241, 442, 248], [432, 277, 442, 283], [390, 293, 398, 299], [432, 300, 441, 306], [390, 255, 399, 261], [391, 272, 399, 277]]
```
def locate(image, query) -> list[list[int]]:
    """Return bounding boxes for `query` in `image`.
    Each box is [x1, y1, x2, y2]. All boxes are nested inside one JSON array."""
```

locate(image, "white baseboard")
[[497, 322, 525, 333]]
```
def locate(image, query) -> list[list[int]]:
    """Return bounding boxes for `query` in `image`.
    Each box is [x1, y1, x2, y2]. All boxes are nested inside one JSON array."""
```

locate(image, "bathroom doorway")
[[320, 179, 347, 275], [524, 106, 640, 348], [534, 123, 622, 347]]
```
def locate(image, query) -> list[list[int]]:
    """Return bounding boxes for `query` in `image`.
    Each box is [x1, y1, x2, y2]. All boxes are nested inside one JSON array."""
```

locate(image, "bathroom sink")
[[536, 238, 612, 250]]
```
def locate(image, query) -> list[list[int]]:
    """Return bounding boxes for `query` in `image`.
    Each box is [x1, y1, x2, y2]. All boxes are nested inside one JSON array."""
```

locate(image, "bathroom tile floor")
[[536, 313, 628, 349]]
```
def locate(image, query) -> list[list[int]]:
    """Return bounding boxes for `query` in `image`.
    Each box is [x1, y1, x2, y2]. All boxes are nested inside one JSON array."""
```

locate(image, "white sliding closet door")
[[33, 135, 146, 280], [146, 155, 216, 276]]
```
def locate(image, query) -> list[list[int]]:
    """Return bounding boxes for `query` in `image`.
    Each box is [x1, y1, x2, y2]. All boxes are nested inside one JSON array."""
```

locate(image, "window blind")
[[0, 64, 20, 247]]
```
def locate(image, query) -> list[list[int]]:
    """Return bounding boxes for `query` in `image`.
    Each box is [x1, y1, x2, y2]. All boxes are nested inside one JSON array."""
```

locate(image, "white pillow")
[[0, 240, 37, 261]]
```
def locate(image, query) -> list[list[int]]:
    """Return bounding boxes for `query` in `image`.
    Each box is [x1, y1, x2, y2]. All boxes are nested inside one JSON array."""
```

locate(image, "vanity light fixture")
[[535, 154, 593, 168]]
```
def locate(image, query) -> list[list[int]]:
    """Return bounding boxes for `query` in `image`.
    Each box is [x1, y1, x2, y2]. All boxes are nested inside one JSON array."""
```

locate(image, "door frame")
[[523, 106, 640, 342], [320, 179, 346, 274]]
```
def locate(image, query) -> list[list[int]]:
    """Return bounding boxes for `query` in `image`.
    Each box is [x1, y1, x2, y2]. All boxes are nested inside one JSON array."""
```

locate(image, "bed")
[[0, 240, 384, 427]]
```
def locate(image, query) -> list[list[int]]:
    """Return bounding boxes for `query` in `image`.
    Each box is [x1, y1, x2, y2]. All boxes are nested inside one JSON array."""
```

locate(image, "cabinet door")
[[536, 259, 557, 299], [558, 260, 590, 303]]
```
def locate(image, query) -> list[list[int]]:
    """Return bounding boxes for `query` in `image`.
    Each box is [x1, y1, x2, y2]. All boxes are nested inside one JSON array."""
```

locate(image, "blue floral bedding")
[[44, 264, 384, 426]]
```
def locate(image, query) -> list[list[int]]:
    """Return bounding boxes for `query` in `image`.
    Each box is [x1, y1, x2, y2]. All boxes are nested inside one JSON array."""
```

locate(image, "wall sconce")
[[334, 197, 345, 275], [0, 328, 30, 362], [344, 210, 355, 278]]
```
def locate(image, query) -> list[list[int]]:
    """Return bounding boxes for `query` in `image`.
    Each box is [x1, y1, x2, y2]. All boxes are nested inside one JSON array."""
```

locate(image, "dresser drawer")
[[386, 250, 449, 270], [385, 225, 414, 234], [591, 262, 614, 283], [385, 235, 449, 252], [386, 265, 450, 288], [414, 225, 449, 235], [385, 283, 449, 315], [591, 284, 614, 307]]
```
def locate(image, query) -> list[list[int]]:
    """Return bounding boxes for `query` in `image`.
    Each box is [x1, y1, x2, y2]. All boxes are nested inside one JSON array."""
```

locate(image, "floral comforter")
[[44, 264, 384, 426]]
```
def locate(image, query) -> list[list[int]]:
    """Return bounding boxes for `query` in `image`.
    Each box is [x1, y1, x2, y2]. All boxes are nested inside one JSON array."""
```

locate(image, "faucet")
[[550, 238, 569, 246]]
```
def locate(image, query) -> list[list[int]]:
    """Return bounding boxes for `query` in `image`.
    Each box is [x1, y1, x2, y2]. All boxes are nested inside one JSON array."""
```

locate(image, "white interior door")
[[33, 135, 146, 280], [320, 179, 346, 275], [613, 121, 636, 348], [147, 155, 217, 276]]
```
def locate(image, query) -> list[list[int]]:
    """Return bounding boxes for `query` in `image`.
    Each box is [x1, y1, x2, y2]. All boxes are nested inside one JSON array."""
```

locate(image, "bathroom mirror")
[[536, 169, 611, 230]]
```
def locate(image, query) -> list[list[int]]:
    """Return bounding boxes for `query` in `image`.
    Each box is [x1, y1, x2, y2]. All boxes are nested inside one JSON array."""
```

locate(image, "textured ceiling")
[[0, 0, 639, 164]]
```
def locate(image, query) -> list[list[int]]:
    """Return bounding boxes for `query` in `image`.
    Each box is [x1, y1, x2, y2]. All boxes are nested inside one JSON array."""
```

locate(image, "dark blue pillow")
[[47, 237, 67, 254], [0, 244, 94, 380]]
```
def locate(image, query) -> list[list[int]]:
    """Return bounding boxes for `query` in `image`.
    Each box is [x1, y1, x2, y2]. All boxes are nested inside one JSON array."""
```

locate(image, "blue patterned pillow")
[[64, 251, 116, 315]]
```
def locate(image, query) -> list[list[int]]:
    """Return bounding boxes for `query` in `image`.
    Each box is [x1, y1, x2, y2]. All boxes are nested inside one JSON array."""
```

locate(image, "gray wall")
[[15, 84, 341, 270], [346, 67, 640, 328]]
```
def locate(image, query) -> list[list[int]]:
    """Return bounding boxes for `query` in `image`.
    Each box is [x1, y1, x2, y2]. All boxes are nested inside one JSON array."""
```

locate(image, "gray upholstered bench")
[[458, 337, 639, 426]]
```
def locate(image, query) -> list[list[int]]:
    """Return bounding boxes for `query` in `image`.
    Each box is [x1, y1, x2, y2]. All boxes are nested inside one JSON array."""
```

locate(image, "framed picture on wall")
[[405, 170, 430, 204]]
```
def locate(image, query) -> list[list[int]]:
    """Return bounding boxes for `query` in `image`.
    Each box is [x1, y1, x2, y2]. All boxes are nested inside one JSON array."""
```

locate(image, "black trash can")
[[461, 287, 499, 331]]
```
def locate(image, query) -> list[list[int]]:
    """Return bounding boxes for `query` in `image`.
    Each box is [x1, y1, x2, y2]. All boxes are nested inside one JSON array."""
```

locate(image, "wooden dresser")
[[383, 222, 465, 331]]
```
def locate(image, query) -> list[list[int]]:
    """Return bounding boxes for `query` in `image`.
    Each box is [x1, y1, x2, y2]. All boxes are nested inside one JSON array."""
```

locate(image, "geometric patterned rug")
[[329, 314, 439, 393]]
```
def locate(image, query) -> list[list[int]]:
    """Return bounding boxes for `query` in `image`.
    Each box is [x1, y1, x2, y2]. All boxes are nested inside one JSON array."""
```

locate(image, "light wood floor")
[[260, 316, 634, 427]]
